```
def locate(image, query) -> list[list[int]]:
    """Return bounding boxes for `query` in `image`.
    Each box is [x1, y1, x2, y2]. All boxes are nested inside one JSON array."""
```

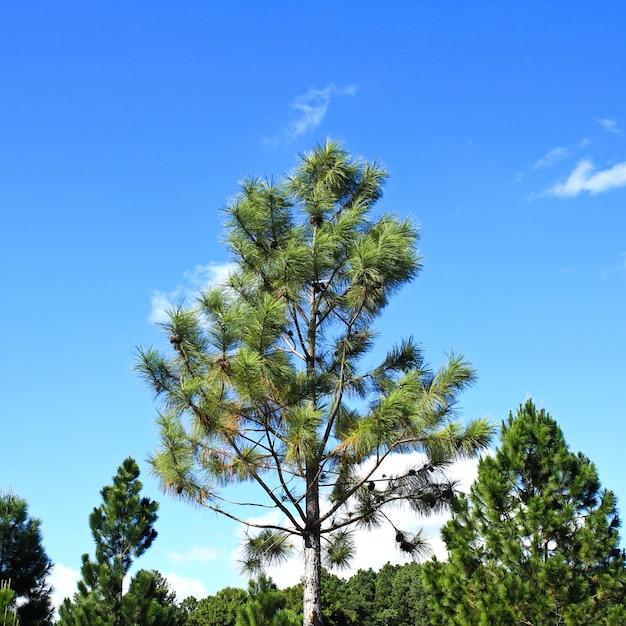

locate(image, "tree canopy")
[[0, 491, 53, 626], [58, 457, 161, 626], [0, 579, 19, 626], [137, 139, 493, 626], [185, 587, 247, 626], [423, 399, 626, 625], [235, 575, 300, 626]]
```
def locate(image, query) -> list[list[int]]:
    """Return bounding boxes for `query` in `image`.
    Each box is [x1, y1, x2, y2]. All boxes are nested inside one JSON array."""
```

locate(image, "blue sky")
[[1, 0, 625, 611]]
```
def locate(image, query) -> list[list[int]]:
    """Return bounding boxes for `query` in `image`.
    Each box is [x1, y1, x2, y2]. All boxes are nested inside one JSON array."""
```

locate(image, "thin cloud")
[[148, 262, 236, 324], [544, 159, 626, 197], [602, 252, 626, 279], [162, 572, 207, 600], [533, 146, 570, 170], [597, 117, 621, 134], [48, 564, 80, 618], [168, 546, 223, 566], [287, 84, 357, 138], [233, 452, 482, 587]]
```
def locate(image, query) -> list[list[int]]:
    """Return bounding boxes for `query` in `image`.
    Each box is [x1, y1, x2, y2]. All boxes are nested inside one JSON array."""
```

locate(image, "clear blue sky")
[[2, 0, 625, 610]]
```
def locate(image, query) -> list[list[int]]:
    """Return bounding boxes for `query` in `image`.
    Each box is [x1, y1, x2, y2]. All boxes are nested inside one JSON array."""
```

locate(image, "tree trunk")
[[303, 462, 322, 626], [303, 529, 322, 626]]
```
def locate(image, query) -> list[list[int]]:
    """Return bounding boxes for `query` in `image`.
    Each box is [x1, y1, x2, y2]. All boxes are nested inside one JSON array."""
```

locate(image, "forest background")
[[1, 0, 625, 615]]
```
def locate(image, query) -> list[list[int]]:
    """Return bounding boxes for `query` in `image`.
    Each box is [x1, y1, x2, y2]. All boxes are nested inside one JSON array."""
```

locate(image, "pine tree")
[[0, 492, 52, 626], [58, 458, 159, 626], [0, 580, 19, 626], [423, 399, 626, 625], [373, 563, 431, 626], [121, 570, 185, 626], [137, 139, 493, 626], [185, 587, 247, 626], [236, 575, 300, 626]]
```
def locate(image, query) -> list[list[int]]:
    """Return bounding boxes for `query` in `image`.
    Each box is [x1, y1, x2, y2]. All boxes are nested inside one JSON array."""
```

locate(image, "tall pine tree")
[[58, 457, 159, 626], [424, 399, 626, 625], [137, 139, 493, 626]]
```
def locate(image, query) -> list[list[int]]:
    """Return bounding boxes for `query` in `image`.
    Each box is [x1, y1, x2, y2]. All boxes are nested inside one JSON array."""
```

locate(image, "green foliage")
[[89, 458, 158, 573], [137, 139, 493, 625], [58, 458, 161, 626], [0, 580, 19, 626], [178, 596, 198, 619], [122, 570, 185, 626], [373, 563, 431, 626], [281, 564, 431, 626], [186, 587, 247, 626], [423, 399, 626, 625], [235, 576, 299, 626], [59, 571, 185, 626], [0, 492, 52, 626]]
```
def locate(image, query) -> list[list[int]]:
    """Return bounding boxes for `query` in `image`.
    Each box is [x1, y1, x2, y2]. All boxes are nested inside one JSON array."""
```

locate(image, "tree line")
[[3, 141, 624, 625], [4, 402, 625, 626]]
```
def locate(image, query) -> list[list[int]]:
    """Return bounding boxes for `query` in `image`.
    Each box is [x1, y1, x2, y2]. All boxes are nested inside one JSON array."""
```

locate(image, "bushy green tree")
[[344, 569, 378, 626], [236, 576, 299, 626], [0, 492, 52, 626], [374, 563, 430, 626], [137, 139, 492, 626], [319, 571, 352, 626], [122, 570, 185, 626], [283, 564, 431, 626], [186, 587, 247, 626], [424, 399, 626, 625], [282, 569, 353, 626], [0, 580, 19, 626], [58, 458, 160, 626]]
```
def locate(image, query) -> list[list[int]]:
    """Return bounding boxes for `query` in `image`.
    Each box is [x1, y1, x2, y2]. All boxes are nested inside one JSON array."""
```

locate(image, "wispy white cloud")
[[532, 146, 570, 170], [602, 252, 626, 279], [232, 452, 482, 588], [287, 84, 358, 138], [163, 572, 207, 600], [168, 546, 224, 566], [597, 117, 621, 134], [544, 159, 626, 197], [49, 564, 80, 618], [149, 262, 236, 324]]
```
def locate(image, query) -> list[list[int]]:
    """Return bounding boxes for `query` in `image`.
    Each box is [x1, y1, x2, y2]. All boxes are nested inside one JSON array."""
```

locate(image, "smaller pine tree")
[[236, 576, 300, 626], [58, 457, 159, 626], [424, 399, 626, 625]]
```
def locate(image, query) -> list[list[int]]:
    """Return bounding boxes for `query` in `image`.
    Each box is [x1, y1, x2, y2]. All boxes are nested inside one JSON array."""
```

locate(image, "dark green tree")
[[186, 587, 247, 626], [58, 457, 159, 626], [179, 595, 198, 614], [319, 572, 353, 626], [122, 570, 185, 626], [236, 575, 300, 626], [137, 139, 493, 626], [283, 564, 431, 626], [0, 492, 53, 626], [374, 562, 431, 626], [283, 570, 354, 626], [424, 399, 626, 625], [342, 568, 377, 626]]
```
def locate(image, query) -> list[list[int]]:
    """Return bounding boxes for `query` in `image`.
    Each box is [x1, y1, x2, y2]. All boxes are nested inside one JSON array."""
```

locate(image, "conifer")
[[424, 399, 626, 625]]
